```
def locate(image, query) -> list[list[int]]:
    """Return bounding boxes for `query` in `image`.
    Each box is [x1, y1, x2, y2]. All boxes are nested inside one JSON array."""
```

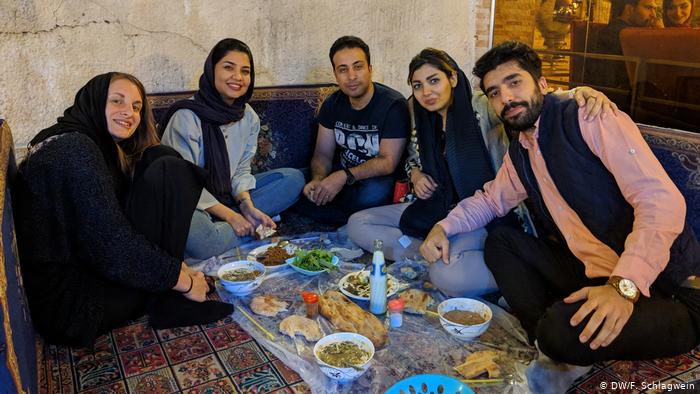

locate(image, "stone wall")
[[0, 0, 489, 145]]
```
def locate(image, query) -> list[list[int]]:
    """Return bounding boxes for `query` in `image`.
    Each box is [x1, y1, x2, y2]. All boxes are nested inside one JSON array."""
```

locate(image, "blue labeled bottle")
[[369, 239, 388, 314]]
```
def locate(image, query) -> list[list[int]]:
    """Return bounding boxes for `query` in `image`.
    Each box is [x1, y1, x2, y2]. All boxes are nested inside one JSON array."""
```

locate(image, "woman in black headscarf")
[[14, 72, 232, 347], [159, 38, 304, 260], [347, 49, 507, 297], [348, 48, 615, 297]]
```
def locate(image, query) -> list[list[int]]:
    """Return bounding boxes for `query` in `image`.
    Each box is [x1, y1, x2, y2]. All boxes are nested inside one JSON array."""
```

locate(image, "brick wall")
[[493, 0, 539, 46], [474, 0, 494, 58]]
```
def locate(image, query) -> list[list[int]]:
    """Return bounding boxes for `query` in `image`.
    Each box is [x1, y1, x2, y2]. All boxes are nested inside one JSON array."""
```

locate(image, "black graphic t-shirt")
[[318, 82, 409, 168]]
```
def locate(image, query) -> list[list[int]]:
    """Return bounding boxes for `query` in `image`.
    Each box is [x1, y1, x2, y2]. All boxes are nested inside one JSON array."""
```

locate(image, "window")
[[493, 0, 700, 133]]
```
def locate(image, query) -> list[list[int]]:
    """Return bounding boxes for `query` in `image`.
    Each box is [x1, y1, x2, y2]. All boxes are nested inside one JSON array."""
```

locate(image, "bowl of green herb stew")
[[285, 249, 339, 276], [313, 332, 374, 382]]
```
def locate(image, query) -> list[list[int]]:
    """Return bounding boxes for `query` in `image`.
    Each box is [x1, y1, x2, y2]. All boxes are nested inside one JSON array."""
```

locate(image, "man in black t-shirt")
[[295, 36, 410, 225]]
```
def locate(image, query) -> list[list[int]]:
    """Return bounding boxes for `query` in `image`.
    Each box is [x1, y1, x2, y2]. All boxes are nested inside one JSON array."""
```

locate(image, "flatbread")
[[454, 350, 501, 379], [279, 315, 323, 341], [399, 289, 434, 314], [255, 225, 276, 240], [319, 290, 387, 348], [250, 295, 288, 317]]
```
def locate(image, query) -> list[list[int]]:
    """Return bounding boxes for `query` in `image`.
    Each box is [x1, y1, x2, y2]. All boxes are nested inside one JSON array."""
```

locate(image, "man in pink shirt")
[[420, 41, 700, 392]]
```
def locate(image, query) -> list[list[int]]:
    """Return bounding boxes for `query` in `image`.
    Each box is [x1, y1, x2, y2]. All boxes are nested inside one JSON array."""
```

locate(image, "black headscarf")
[[157, 38, 255, 208], [30, 72, 127, 195], [399, 62, 495, 238]]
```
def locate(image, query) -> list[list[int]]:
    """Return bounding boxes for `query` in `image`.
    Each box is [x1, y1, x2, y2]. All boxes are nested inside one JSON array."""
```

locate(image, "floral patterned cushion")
[[640, 124, 700, 237], [147, 84, 338, 173], [0, 119, 38, 394]]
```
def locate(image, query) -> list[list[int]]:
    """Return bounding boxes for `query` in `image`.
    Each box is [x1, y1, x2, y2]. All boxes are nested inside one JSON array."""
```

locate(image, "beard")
[[500, 90, 544, 132]]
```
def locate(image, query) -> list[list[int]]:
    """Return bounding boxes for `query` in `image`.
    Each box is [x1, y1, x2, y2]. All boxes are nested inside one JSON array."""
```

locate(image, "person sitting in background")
[[425, 40, 700, 393], [294, 36, 410, 226], [14, 72, 233, 347], [663, 0, 695, 26], [587, 0, 663, 111], [160, 38, 304, 260], [348, 48, 616, 297]]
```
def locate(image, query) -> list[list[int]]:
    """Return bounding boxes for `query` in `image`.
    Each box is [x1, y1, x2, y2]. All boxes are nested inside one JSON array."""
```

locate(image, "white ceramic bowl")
[[313, 332, 375, 382], [217, 260, 266, 296], [437, 298, 492, 341]]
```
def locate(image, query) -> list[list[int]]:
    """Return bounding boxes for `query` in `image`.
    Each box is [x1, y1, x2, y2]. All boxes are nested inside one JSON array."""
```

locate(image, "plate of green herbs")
[[285, 249, 339, 276]]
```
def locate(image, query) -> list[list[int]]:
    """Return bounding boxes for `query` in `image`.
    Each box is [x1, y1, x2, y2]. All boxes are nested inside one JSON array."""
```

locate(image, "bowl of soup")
[[313, 332, 375, 382], [217, 260, 266, 296], [437, 298, 492, 341]]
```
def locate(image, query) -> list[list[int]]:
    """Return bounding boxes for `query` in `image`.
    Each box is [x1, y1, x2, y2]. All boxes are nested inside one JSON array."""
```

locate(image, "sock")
[[526, 343, 592, 394], [147, 291, 233, 329]]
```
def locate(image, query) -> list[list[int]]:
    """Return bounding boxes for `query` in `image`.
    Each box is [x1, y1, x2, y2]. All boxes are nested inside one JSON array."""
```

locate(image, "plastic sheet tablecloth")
[[206, 232, 536, 393]]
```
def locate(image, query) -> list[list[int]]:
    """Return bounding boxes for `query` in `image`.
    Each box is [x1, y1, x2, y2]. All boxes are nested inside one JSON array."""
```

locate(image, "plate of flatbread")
[[338, 270, 400, 301]]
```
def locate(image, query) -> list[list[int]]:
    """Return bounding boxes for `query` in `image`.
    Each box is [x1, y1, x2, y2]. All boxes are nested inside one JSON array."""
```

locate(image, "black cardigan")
[[14, 133, 180, 344]]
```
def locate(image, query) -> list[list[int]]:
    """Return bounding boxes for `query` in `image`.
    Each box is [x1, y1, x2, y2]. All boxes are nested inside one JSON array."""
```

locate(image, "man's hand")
[[649, 14, 664, 28], [225, 211, 255, 236], [573, 87, 620, 121], [411, 169, 438, 200], [419, 224, 451, 264], [312, 171, 346, 206], [565, 285, 634, 350], [240, 200, 276, 229], [303, 180, 321, 203]]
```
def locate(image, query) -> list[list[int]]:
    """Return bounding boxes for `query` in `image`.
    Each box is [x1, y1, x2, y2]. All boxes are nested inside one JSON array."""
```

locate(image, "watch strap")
[[607, 275, 640, 303], [343, 167, 355, 185]]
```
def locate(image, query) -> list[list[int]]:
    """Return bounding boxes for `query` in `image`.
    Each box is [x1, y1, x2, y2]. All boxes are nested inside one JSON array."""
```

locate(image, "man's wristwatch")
[[607, 275, 640, 303], [343, 167, 356, 185]]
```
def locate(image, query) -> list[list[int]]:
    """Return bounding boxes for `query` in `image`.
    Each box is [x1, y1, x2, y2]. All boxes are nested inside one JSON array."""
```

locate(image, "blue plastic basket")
[[385, 374, 474, 394]]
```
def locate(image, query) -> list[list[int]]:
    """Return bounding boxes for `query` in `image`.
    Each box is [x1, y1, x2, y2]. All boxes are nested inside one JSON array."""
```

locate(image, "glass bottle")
[[369, 239, 388, 314]]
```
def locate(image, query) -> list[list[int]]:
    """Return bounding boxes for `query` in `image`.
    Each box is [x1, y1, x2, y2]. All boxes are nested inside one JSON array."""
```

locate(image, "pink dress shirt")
[[438, 107, 686, 297]]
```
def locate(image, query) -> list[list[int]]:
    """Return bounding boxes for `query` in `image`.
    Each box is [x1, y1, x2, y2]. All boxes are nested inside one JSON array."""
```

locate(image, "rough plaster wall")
[[0, 0, 489, 146]]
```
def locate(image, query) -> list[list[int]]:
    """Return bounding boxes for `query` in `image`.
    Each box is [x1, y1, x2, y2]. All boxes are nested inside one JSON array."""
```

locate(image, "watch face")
[[619, 279, 638, 298]]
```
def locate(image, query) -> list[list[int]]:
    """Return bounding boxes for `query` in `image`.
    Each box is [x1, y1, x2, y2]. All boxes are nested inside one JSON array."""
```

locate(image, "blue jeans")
[[293, 174, 396, 226], [185, 168, 304, 260]]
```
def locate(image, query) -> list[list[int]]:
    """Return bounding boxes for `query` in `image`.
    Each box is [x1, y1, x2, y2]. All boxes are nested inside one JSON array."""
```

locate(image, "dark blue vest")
[[508, 94, 700, 294]]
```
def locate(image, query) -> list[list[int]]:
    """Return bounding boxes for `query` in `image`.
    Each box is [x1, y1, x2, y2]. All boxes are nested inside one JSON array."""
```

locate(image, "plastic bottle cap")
[[301, 291, 319, 304], [388, 298, 405, 312]]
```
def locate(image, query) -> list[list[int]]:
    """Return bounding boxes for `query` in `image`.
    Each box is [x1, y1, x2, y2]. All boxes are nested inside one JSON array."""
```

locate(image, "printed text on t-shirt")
[[334, 121, 380, 167]]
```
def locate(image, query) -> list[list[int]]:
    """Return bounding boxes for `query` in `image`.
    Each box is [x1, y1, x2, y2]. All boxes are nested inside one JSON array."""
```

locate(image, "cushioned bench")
[[147, 84, 337, 173], [2, 91, 699, 391]]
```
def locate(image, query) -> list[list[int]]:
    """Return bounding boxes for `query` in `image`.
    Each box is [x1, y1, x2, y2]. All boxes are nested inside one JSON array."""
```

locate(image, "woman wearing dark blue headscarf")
[[160, 38, 304, 260]]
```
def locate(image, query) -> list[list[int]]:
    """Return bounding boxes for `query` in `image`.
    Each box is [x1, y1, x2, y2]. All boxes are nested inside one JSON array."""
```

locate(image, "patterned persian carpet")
[[37, 293, 311, 394], [36, 295, 700, 394], [566, 354, 700, 393], [35, 216, 700, 393]]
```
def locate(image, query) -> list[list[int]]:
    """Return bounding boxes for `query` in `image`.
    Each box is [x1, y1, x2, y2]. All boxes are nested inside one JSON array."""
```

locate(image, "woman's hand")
[[225, 211, 255, 236], [572, 87, 619, 121], [411, 168, 438, 199], [183, 271, 209, 302], [173, 269, 208, 302], [239, 199, 276, 229]]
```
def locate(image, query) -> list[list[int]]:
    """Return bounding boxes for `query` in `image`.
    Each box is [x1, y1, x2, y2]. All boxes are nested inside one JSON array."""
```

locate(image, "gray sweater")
[[160, 105, 260, 210]]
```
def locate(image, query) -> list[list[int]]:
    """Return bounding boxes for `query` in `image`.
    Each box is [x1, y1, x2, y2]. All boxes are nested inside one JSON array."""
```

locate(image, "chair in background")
[[620, 27, 700, 132]]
